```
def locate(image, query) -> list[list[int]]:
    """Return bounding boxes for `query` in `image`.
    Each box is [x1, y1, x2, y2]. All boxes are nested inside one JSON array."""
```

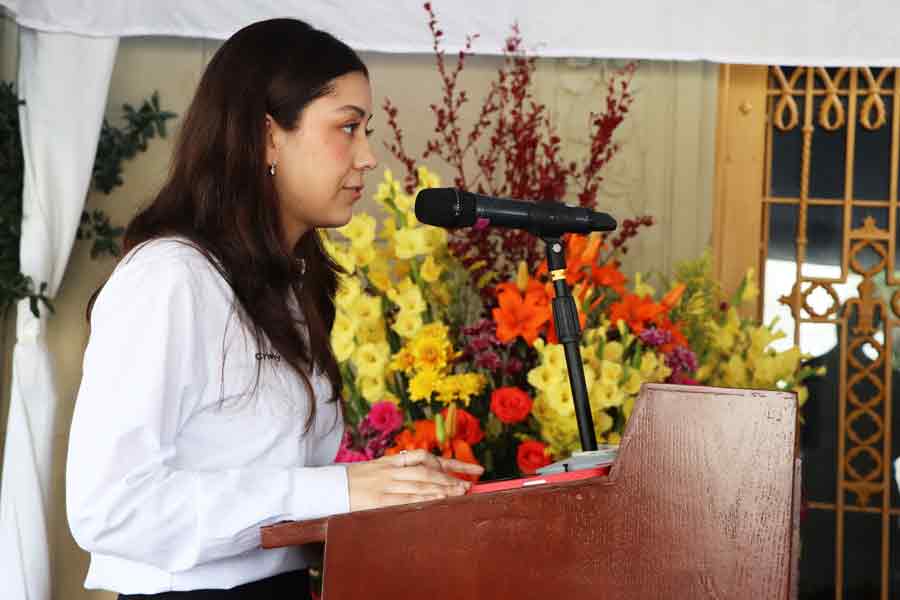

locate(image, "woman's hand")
[[345, 449, 485, 511]]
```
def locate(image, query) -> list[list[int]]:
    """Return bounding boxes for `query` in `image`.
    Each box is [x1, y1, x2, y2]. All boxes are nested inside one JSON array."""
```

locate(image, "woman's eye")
[[342, 123, 359, 135]]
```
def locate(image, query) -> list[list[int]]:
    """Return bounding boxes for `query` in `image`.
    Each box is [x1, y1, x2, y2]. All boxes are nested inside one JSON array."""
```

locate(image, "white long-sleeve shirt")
[[66, 238, 349, 594]]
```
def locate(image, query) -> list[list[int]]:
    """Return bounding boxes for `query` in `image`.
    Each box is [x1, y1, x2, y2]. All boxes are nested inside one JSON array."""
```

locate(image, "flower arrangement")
[[328, 4, 818, 481], [328, 168, 818, 480]]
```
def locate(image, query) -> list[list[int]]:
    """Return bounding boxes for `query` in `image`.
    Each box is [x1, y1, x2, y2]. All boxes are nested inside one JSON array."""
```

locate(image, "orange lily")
[[608, 293, 668, 334], [492, 282, 551, 345]]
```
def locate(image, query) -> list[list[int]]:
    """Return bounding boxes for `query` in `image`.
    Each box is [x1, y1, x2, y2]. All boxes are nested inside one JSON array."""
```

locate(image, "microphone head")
[[415, 188, 476, 228]]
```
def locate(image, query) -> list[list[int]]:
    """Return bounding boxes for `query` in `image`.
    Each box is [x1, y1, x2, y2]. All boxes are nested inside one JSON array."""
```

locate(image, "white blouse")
[[66, 238, 348, 594]]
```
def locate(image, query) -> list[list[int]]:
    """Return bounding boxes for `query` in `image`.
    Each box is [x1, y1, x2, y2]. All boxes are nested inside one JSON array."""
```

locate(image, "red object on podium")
[[262, 384, 801, 599]]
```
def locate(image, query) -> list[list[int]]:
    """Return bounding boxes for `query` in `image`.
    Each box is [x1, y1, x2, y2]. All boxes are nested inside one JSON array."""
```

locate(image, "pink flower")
[[367, 401, 403, 434]]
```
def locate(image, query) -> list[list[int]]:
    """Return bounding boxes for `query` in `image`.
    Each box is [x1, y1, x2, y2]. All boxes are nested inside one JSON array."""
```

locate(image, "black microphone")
[[415, 188, 617, 237]]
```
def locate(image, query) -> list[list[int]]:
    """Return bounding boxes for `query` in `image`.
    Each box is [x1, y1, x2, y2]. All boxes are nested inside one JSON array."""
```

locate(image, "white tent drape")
[[0, 29, 117, 600], [2, 0, 900, 66]]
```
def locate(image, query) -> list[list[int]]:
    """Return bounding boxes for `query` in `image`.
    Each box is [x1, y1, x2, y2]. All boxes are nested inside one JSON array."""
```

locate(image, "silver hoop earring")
[[269, 161, 277, 176]]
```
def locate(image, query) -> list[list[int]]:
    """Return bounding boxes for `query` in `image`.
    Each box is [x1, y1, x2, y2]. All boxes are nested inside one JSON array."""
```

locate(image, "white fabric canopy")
[[0, 2, 898, 600], [0, 29, 117, 600], [2, 0, 900, 66]]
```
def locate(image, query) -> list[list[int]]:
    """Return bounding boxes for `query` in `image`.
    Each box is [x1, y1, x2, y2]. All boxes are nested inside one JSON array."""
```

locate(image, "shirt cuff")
[[289, 464, 350, 520]]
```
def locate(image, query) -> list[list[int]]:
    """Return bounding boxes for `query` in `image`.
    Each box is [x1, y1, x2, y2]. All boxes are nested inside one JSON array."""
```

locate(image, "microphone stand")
[[541, 236, 598, 452]]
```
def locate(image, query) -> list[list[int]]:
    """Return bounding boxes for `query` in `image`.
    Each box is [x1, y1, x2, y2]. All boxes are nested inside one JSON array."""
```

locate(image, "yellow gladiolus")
[[355, 319, 387, 344], [593, 411, 614, 435], [633, 272, 655, 297], [392, 310, 424, 339], [423, 227, 448, 253], [336, 213, 376, 248], [353, 293, 383, 325], [420, 255, 444, 283], [599, 360, 623, 385], [352, 244, 376, 268], [358, 375, 386, 404], [387, 278, 427, 314], [331, 331, 355, 363], [394, 228, 429, 259], [603, 341, 624, 362], [354, 342, 389, 378]]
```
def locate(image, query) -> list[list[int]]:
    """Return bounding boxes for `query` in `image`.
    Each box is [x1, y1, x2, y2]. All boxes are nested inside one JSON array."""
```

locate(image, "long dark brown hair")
[[101, 19, 369, 431]]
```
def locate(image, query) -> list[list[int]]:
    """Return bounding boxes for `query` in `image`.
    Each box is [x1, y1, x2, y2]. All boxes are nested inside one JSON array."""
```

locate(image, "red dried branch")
[[382, 97, 418, 193], [388, 3, 645, 295]]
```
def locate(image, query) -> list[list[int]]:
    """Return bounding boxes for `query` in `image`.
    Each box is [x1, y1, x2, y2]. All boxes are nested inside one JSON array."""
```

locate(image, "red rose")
[[490, 386, 533, 424], [517, 440, 551, 475], [441, 407, 484, 445]]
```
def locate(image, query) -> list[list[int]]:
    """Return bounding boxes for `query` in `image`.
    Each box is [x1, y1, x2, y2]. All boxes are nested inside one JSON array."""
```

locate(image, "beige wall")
[[1, 29, 718, 600]]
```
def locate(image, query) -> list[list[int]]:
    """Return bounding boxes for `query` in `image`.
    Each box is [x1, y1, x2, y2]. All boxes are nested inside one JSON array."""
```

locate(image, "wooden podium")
[[262, 384, 801, 599]]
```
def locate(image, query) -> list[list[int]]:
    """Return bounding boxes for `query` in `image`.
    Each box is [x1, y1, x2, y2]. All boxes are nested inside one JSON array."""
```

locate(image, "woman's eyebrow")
[[336, 105, 368, 118]]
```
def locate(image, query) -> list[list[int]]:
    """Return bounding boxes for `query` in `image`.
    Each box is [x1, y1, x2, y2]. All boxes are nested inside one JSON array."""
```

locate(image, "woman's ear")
[[264, 114, 280, 166]]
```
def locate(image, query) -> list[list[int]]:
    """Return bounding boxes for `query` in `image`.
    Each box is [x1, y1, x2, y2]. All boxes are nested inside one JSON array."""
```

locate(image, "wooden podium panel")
[[263, 384, 800, 599]]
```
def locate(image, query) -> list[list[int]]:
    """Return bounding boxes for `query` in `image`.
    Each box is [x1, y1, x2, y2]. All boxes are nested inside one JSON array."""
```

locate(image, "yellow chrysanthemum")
[[408, 368, 440, 401], [410, 336, 451, 373], [389, 347, 415, 374]]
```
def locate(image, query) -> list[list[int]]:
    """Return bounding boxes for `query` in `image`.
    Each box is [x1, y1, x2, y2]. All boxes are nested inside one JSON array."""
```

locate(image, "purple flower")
[[475, 350, 503, 370], [505, 357, 524, 375], [666, 346, 698, 373], [639, 327, 672, 347]]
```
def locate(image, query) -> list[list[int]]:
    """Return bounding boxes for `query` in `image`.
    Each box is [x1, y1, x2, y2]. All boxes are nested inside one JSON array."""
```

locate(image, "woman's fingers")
[[382, 480, 465, 497], [438, 457, 485, 475], [392, 450, 485, 475], [391, 464, 469, 488], [390, 448, 441, 470], [377, 493, 446, 507]]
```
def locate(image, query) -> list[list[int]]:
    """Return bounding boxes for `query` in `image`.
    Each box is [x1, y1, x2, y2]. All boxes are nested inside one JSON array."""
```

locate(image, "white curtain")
[[2, 0, 900, 65], [0, 28, 118, 600]]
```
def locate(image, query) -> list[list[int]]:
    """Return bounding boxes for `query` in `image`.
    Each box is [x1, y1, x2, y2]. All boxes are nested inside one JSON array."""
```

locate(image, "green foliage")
[[0, 82, 51, 318], [0, 83, 175, 316], [76, 209, 125, 259], [92, 92, 176, 194], [80, 92, 176, 258], [664, 250, 726, 366]]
